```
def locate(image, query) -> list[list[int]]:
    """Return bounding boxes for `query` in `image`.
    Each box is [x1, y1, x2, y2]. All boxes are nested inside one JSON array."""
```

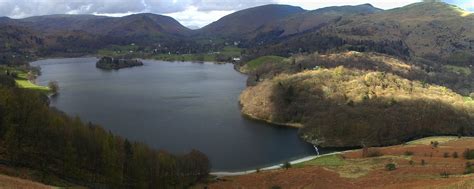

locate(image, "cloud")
[[190, 0, 278, 11], [0, 0, 470, 28], [164, 5, 235, 29]]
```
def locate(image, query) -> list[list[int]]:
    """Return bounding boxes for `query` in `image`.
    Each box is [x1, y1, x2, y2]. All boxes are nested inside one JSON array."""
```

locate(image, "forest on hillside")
[[0, 75, 210, 188], [240, 66, 474, 147]]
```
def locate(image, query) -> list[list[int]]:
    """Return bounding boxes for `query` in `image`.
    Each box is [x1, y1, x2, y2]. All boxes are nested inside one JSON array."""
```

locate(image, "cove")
[[33, 57, 318, 171]]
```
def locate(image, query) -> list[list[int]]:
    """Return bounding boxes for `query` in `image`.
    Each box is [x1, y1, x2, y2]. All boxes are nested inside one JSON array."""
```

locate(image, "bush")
[[470, 93, 474, 99], [48, 80, 59, 94], [453, 152, 459, 158], [463, 149, 474, 160], [385, 163, 397, 171], [465, 162, 473, 174], [443, 152, 450, 158], [409, 160, 414, 166], [404, 151, 414, 156], [282, 161, 292, 170], [440, 171, 450, 178], [363, 148, 383, 157], [431, 141, 439, 148], [421, 159, 426, 166]]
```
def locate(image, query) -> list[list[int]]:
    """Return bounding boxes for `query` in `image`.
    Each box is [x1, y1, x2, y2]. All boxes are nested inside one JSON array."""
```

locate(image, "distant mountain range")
[[0, 2, 472, 67]]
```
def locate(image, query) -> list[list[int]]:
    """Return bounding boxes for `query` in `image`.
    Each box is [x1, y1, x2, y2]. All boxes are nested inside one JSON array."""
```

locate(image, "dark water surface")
[[33, 57, 316, 171]]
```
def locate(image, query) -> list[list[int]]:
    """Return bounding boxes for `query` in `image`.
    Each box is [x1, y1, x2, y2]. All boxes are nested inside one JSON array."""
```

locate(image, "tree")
[[453, 152, 459, 158], [48, 80, 59, 94], [385, 163, 396, 171], [282, 161, 291, 170]]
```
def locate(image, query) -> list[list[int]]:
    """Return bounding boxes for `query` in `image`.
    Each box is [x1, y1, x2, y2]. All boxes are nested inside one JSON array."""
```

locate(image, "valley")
[[0, 1, 473, 188]]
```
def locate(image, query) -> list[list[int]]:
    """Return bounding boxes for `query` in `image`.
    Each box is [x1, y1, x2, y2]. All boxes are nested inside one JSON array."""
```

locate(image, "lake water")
[[33, 57, 317, 171]]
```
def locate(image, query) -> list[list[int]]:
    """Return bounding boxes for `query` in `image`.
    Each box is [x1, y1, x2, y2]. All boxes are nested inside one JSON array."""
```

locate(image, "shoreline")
[[241, 112, 304, 128], [210, 149, 358, 177]]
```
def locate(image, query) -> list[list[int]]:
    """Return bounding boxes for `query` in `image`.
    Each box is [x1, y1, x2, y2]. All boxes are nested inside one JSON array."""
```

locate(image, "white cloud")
[[0, 0, 469, 28], [164, 6, 234, 29]]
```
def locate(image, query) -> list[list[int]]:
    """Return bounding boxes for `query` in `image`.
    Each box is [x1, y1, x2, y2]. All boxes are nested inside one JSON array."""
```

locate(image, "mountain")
[[252, 4, 381, 39], [198, 4, 305, 38], [323, 2, 474, 60], [0, 13, 197, 56], [14, 13, 192, 37], [250, 2, 473, 64]]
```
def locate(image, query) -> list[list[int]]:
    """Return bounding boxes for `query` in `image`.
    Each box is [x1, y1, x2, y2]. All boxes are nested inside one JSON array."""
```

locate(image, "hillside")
[[198, 4, 305, 38], [248, 2, 473, 64], [13, 13, 191, 37], [240, 65, 474, 147], [208, 136, 474, 188], [0, 74, 210, 188], [251, 4, 381, 41]]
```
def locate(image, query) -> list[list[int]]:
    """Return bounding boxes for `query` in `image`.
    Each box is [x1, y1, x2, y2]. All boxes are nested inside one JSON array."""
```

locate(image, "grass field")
[[7, 69, 51, 92], [294, 154, 345, 168]]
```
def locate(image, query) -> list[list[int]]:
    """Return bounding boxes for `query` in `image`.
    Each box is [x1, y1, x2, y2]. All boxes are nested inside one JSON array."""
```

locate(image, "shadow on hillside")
[[267, 79, 473, 148]]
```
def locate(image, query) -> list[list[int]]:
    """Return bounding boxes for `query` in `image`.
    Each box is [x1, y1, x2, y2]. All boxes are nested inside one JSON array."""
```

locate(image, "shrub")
[[431, 141, 439, 148], [465, 162, 473, 174], [404, 151, 414, 156], [282, 161, 292, 170], [453, 152, 459, 158], [443, 152, 450, 158], [409, 160, 414, 166], [463, 149, 474, 160], [271, 186, 282, 189], [440, 171, 450, 178], [48, 80, 59, 94], [421, 159, 426, 166], [470, 92, 474, 99], [385, 163, 397, 171], [363, 148, 383, 157]]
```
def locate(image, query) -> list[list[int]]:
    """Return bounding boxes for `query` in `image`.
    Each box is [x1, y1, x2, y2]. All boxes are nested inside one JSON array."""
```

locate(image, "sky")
[[0, 0, 472, 28]]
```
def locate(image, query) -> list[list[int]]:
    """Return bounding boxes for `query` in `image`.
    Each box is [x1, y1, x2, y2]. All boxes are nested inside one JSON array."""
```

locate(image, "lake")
[[33, 57, 317, 171]]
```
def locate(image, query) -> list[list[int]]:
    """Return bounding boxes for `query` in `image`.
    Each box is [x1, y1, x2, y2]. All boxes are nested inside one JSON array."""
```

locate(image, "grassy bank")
[[209, 136, 474, 188], [0, 66, 50, 92], [15, 73, 50, 92]]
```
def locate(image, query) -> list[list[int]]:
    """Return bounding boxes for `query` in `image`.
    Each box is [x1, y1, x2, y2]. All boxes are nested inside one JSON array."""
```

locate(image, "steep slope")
[[240, 66, 474, 147], [253, 2, 473, 61], [325, 2, 474, 60], [0, 23, 44, 64], [252, 4, 381, 40], [2, 13, 195, 56], [198, 4, 305, 38], [16, 13, 192, 37]]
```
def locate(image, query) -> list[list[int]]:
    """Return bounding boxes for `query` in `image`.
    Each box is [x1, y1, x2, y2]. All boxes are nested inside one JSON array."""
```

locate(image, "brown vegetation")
[[207, 137, 474, 189]]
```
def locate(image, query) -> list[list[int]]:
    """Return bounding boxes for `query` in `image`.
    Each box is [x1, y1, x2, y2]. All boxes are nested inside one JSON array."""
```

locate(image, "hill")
[[209, 136, 474, 188], [240, 65, 474, 147], [0, 13, 200, 57], [247, 2, 473, 60], [250, 4, 381, 41], [0, 74, 210, 188], [198, 4, 305, 39], [14, 13, 191, 37]]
